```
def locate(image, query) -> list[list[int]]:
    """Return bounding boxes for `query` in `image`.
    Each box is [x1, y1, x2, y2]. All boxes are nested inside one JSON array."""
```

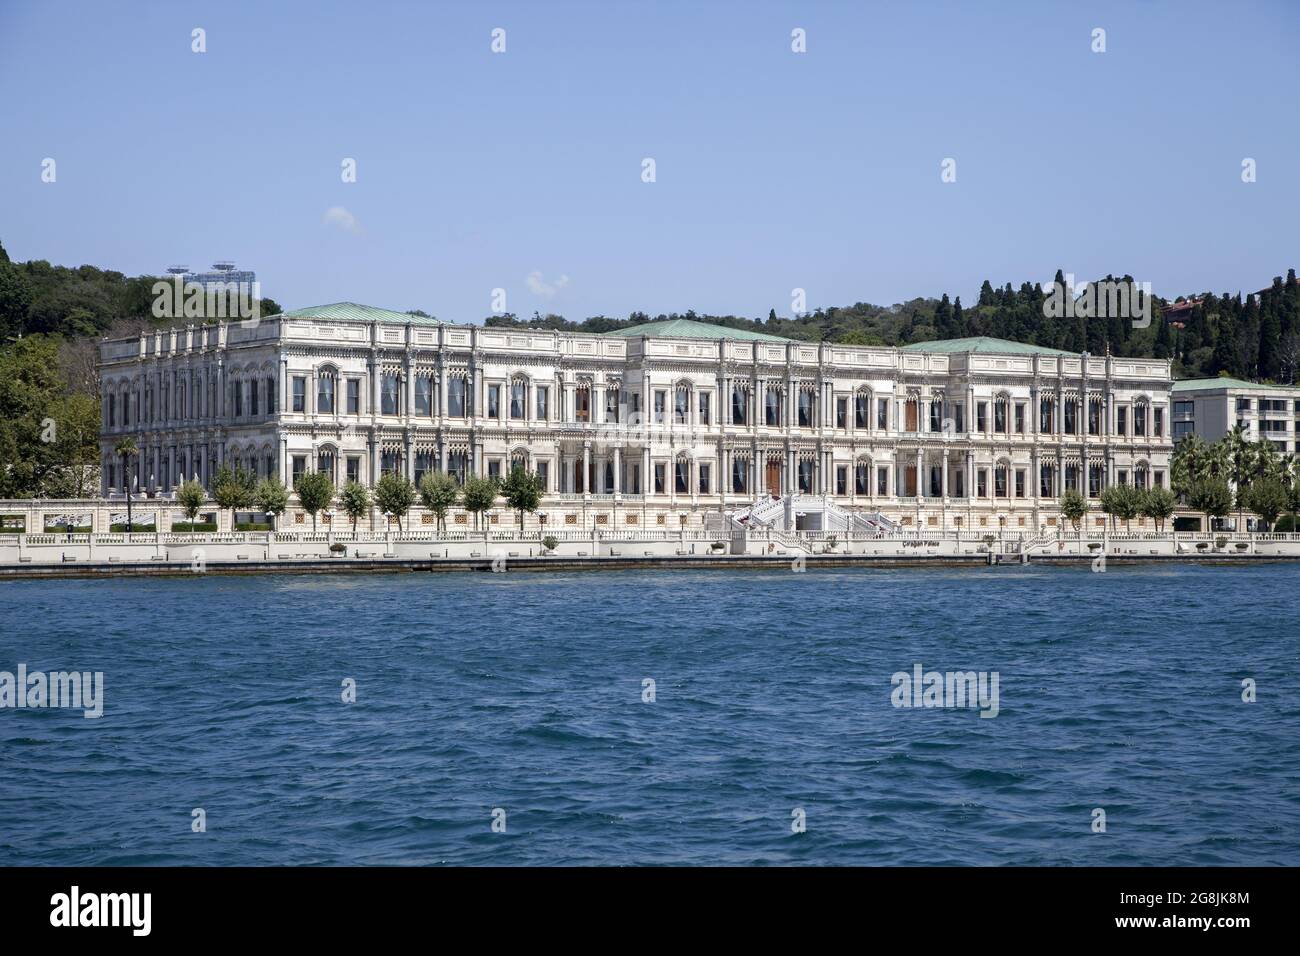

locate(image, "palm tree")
[[114, 437, 139, 532], [1222, 426, 1256, 529]]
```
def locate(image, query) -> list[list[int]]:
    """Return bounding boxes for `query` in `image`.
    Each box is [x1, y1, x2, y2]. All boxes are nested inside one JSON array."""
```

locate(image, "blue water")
[[1, 564, 1297, 866]]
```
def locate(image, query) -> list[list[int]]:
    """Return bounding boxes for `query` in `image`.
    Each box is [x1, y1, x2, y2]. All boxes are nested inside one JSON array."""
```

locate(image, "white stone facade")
[[98, 307, 1175, 531]]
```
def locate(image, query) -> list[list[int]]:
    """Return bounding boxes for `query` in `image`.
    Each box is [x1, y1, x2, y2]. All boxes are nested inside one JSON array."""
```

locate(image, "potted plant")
[[541, 535, 558, 555], [329, 542, 347, 555], [1215, 536, 1227, 551], [1195, 541, 1208, 551], [709, 540, 726, 553]]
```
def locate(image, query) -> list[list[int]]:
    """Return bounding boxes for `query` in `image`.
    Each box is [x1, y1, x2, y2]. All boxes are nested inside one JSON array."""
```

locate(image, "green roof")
[[603, 318, 792, 342], [900, 336, 1073, 356], [279, 302, 441, 326], [1172, 376, 1294, 392]]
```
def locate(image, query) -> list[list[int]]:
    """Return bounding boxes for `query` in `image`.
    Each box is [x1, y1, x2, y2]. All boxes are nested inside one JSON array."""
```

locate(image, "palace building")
[[97, 303, 1175, 530]]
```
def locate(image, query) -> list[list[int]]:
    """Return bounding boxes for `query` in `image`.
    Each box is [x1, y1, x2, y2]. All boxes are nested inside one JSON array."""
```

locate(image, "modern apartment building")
[[1171, 377, 1300, 453], [97, 303, 1175, 530]]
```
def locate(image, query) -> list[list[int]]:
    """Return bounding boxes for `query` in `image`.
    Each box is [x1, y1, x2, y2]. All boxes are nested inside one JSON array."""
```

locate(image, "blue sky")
[[2, 0, 1297, 321]]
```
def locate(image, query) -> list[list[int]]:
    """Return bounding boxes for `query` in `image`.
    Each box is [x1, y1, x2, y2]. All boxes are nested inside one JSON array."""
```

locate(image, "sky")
[[1, 0, 1297, 322]]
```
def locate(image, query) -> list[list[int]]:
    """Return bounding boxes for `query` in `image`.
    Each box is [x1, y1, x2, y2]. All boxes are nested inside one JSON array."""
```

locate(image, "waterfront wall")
[[4, 527, 1300, 576]]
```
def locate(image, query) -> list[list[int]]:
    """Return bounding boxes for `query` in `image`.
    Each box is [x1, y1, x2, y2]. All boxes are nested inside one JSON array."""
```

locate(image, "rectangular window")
[[488, 385, 500, 419], [994, 466, 1008, 498], [1117, 406, 1127, 435], [929, 466, 941, 497], [877, 398, 888, 430], [1040, 465, 1053, 497], [448, 378, 466, 417], [1173, 420, 1195, 439], [654, 391, 666, 423], [291, 456, 306, 486], [509, 381, 525, 419], [930, 402, 942, 433], [347, 379, 360, 414], [836, 466, 848, 496], [536, 460, 549, 491], [1040, 398, 1053, 433], [675, 459, 689, 493], [1015, 469, 1025, 498], [1088, 463, 1103, 497], [251, 381, 260, 417], [381, 374, 399, 415], [954, 403, 965, 434], [977, 470, 988, 498], [654, 463, 666, 494], [798, 460, 813, 493], [317, 376, 334, 414], [107, 394, 116, 427], [855, 394, 869, 429], [1174, 400, 1194, 417], [1134, 405, 1147, 437], [994, 401, 1007, 433], [954, 470, 964, 498], [1064, 400, 1077, 434], [876, 467, 888, 496], [837, 397, 848, 429], [674, 389, 689, 424], [798, 391, 813, 427], [698, 463, 710, 495], [346, 457, 360, 484], [416, 377, 433, 416], [234, 383, 243, 417], [535, 386, 549, 421], [698, 391, 710, 426], [1153, 408, 1163, 438], [732, 458, 748, 493], [977, 402, 988, 432], [488, 460, 501, 480], [606, 389, 620, 424], [855, 463, 869, 495], [732, 387, 747, 425], [1014, 404, 1025, 434], [1088, 400, 1101, 436], [765, 388, 780, 427], [1065, 464, 1079, 492]]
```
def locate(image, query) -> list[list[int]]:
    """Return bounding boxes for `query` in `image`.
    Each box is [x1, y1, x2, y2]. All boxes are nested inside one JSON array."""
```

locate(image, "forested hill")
[[1, 240, 1297, 384]]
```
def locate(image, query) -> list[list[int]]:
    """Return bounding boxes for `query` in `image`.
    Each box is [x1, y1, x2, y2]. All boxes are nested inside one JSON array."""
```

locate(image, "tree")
[[1171, 434, 1211, 500], [1099, 483, 1141, 531], [1244, 476, 1288, 531], [1059, 488, 1087, 532], [1140, 486, 1178, 532], [1222, 426, 1255, 525], [418, 471, 460, 534], [374, 472, 416, 532], [461, 475, 499, 531], [339, 480, 371, 533], [1188, 477, 1233, 530], [0, 335, 100, 499], [255, 476, 289, 530], [212, 464, 257, 527], [294, 471, 334, 532], [114, 437, 139, 531], [175, 479, 206, 530], [499, 466, 544, 530]]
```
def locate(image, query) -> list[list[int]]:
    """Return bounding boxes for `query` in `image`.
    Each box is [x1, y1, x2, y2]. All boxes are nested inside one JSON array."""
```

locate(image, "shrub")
[[329, 542, 347, 553], [541, 535, 558, 552]]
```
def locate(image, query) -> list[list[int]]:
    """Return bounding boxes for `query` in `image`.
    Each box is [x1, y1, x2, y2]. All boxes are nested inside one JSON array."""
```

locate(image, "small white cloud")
[[526, 270, 570, 298], [322, 206, 361, 233]]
